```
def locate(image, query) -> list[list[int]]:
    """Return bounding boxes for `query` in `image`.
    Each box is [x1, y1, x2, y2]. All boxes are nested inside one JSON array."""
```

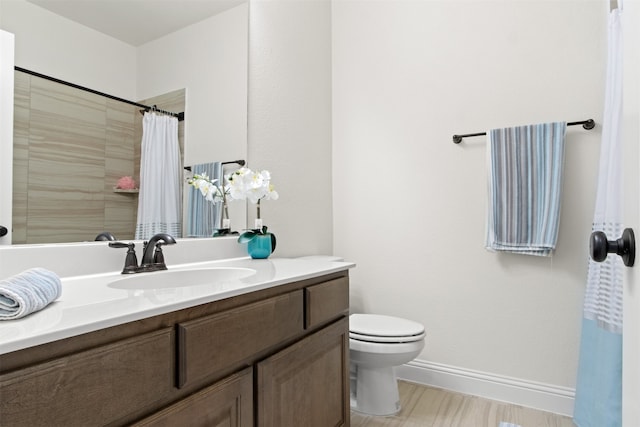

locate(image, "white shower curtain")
[[135, 112, 182, 239], [574, 3, 623, 426]]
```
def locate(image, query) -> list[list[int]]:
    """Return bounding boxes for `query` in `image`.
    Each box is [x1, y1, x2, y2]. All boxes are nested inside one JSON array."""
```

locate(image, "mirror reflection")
[[0, 0, 249, 244], [12, 69, 186, 244]]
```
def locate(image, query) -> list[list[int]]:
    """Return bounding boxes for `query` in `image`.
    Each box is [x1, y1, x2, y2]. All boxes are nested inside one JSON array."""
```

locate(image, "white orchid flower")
[[225, 167, 277, 220], [188, 174, 223, 204]]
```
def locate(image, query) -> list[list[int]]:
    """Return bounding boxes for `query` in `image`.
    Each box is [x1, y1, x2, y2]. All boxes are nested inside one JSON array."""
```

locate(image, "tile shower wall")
[[12, 71, 185, 244]]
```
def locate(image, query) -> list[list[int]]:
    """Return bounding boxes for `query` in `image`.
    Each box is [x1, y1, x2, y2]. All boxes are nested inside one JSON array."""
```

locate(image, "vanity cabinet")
[[0, 271, 350, 427]]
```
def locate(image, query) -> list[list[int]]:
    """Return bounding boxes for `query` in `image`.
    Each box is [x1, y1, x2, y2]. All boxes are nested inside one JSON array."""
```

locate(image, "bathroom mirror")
[[0, 0, 249, 244]]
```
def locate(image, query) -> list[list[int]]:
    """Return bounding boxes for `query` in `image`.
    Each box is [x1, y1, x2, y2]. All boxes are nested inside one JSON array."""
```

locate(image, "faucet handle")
[[109, 241, 139, 274], [152, 243, 169, 270]]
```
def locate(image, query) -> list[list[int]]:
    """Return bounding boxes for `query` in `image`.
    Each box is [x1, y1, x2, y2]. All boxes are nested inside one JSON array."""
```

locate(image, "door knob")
[[0, 226, 7, 238], [589, 228, 635, 267]]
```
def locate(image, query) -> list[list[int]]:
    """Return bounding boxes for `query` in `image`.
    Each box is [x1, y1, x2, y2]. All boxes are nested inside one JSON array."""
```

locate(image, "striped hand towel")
[[0, 268, 62, 320], [187, 162, 223, 237], [486, 122, 567, 256]]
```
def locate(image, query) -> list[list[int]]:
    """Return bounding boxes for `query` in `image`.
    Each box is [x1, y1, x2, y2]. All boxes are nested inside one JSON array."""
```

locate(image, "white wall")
[[248, 0, 333, 257], [0, 0, 136, 98], [332, 0, 605, 405], [137, 3, 248, 166]]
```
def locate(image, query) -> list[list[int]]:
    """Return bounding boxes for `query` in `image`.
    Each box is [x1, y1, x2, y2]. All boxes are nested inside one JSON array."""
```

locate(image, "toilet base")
[[350, 363, 401, 416]]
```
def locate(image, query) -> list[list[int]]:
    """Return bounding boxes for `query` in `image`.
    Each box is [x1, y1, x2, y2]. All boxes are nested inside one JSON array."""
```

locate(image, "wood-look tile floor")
[[350, 381, 575, 427]]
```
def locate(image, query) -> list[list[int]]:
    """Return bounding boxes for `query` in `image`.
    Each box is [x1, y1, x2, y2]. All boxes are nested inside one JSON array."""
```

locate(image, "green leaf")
[[237, 231, 258, 244]]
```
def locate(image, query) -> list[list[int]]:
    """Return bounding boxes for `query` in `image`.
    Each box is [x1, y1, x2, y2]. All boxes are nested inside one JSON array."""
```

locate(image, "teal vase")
[[247, 233, 276, 259]]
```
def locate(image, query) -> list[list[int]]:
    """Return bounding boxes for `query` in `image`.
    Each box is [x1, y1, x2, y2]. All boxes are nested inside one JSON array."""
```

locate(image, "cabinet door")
[[133, 367, 253, 427], [0, 328, 173, 427], [256, 317, 349, 427]]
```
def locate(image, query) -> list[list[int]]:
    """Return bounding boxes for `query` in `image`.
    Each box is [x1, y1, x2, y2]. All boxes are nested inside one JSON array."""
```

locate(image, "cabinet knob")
[[589, 228, 635, 267], [0, 226, 7, 238]]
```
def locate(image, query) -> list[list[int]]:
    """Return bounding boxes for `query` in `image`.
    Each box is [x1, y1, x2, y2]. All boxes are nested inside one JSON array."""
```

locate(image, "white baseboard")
[[395, 359, 575, 417]]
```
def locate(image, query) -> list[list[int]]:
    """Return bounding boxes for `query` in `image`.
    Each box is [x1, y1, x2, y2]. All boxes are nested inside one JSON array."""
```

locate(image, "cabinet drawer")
[[177, 290, 304, 388], [305, 277, 349, 329], [0, 328, 174, 427], [133, 367, 253, 427]]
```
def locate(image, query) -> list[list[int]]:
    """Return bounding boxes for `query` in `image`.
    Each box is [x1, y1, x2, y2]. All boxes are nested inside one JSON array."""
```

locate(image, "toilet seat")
[[350, 314, 426, 343]]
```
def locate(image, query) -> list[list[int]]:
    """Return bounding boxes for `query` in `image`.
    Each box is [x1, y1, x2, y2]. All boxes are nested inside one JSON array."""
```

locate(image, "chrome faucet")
[[140, 233, 177, 271]]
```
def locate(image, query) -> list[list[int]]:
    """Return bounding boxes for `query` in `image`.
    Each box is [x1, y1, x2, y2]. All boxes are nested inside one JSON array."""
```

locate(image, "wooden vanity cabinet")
[[256, 276, 350, 427], [0, 328, 174, 427], [0, 271, 350, 427]]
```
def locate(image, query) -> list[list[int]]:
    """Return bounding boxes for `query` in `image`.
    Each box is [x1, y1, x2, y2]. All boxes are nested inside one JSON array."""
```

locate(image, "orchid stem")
[[257, 199, 261, 220]]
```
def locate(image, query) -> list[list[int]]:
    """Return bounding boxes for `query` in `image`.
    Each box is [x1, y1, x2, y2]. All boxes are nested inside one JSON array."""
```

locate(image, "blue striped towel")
[[0, 268, 62, 320], [187, 162, 223, 237], [486, 122, 567, 256]]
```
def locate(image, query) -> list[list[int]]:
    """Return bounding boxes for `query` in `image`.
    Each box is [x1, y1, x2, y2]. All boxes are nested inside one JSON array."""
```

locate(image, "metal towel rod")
[[184, 160, 246, 172], [452, 119, 595, 144]]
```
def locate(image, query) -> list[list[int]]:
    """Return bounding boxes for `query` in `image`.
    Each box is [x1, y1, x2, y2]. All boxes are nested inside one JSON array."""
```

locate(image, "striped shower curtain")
[[135, 113, 182, 240], [573, 4, 623, 426]]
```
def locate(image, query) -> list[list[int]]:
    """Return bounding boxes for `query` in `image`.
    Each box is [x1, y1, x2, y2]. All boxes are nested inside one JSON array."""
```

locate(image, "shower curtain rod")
[[14, 66, 185, 121], [452, 119, 595, 144], [184, 160, 246, 172]]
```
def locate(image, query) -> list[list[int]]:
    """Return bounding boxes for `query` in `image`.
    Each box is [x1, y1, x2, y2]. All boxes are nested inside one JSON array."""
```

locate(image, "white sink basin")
[[107, 267, 256, 290]]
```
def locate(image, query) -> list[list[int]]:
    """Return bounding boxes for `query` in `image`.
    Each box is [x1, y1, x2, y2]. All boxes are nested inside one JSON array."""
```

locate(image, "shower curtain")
[[135, 112, 182, 239], [574, 4, 623, 426]]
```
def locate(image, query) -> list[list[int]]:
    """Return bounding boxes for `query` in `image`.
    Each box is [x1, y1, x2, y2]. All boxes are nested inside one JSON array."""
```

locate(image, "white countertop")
[[0, 257, 355, 355]]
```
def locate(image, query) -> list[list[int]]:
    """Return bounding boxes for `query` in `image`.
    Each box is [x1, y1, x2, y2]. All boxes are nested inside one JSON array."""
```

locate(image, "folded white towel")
[[0, 268, 62, 320]]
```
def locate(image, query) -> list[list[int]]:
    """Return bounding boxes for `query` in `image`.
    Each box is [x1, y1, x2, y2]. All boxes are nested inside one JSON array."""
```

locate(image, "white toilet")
[[295, 256, 426, 416], [349, 313, 426, 416]]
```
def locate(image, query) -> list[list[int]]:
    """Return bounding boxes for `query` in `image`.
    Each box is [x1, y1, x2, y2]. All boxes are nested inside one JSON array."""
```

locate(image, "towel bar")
[[452, 119, 595, 144], [184, 160, 246, 172]]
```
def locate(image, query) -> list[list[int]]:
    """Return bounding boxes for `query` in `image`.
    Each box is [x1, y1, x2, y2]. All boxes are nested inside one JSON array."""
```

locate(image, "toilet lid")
[[349, 314, 425, 343]]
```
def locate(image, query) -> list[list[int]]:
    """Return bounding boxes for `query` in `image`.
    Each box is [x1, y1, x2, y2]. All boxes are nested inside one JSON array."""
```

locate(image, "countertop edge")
[[0, 258, 355, 355]]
